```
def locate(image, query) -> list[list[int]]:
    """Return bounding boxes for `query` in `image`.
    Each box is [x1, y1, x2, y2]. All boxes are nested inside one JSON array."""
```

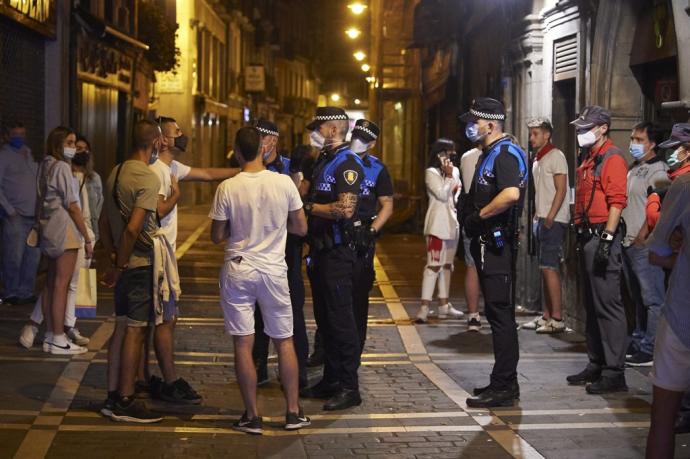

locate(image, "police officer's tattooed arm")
[[311, 192, 359, 220]]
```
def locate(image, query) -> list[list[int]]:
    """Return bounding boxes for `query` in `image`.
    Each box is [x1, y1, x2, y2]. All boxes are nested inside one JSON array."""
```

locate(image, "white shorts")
[[651, 316, 690, 392], [219, 260, 293, 339], [425, 235, 458, 267]]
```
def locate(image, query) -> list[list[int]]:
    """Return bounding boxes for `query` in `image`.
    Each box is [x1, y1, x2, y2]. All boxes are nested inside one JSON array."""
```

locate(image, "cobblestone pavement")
[[1, 207, 688, 458]]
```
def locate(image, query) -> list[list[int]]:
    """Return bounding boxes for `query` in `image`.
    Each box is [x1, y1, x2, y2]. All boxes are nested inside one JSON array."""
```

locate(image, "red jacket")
[[574, 139, 628, 225]]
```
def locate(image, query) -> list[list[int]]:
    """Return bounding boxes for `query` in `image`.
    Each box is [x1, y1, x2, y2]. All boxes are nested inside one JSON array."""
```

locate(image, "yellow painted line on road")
[[513, 421, 650, 430], [175, 219, 211, 260], [373, 255, 409, 322], [0, 423, 32, 430]]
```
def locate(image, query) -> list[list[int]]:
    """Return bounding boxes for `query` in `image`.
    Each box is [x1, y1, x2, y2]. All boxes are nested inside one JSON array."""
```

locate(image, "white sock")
[[53, 334, 68, 346], [469, 312, 480, 320], [45, 331, 54, 341]]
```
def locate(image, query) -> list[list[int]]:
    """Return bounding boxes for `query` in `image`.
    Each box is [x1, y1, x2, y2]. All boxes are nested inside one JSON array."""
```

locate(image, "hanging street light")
[[353, 51, 366, 61], [345, 27, 361, 39], [348, 2, 367, 15], [361, 63, 371, 72]]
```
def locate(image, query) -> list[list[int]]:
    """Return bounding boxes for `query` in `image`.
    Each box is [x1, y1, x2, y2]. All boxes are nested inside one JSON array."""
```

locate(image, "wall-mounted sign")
[[157, 71, 184, 94], [245, 65, 265, 93], [0, 0, 56, 38], [76, 34, 133, 93]]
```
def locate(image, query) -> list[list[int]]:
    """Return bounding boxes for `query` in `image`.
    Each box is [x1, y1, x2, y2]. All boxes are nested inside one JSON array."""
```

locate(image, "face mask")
[[577, 128, 598, 148], [8, 136, 24, 149], [667, 147, 687, 170], [465, 122, 481, 143], [63, 146, 77, 160], [174, 134, 188, 152], [73, 151, 90, 166], [149, 144, 160, 165], [261, 143, 275, 163], [629, 143, 646, 160], [350, 138, 370, 154], [310, 130, 325, 149]]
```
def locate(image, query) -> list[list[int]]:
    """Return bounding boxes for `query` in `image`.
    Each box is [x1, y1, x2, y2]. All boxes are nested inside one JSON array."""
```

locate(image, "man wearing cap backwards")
[[645, 123, 690, 458], [250, 120, 310, 390], [300, 107, 365, 411], [348, 119, 394, 357], [567, 105, 629, 394], [459, 97, 528, 408]]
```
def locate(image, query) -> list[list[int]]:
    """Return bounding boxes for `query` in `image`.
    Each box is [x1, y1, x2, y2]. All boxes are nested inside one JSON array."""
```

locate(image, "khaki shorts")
[[651, 316, 690, 392]]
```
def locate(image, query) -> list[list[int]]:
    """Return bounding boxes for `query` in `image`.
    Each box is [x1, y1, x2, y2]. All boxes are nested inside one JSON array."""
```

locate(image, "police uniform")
[[349, 120, 394, 354], [302, 107, 365, 410], [568, 106, 629, 393], [460, 98, 528, 407], [249, 120, 310, 388]]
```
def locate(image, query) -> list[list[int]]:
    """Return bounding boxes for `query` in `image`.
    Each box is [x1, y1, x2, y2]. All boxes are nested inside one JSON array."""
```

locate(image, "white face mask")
[[63, 146, 77, 160], [350, 138, 370, 154], [577, 128, 598, 148], [310, 130, 325, 149]]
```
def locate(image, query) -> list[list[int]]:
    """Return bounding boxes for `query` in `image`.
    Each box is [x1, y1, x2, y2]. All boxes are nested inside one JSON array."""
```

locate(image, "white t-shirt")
[[149, 159, 192, 247], [460, 148, 481, 194], [208, 170, 303, 275], [533, 148, 570, 224]]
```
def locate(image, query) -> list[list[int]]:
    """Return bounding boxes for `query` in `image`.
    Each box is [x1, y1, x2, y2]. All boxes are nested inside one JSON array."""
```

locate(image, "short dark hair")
[[132, 119, 161, 150], [156, 116, 176, 125], [4, 120, 24, 136], [633, 122, 664, 152], [235, 127, 261, 161]]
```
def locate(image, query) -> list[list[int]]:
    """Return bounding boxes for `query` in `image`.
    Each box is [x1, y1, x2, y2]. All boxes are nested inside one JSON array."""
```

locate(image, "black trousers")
[[252, 234, 309, 386], [353, 245, 376, 354], [309, 244, 360, 390], [470, 237, 519, 390]]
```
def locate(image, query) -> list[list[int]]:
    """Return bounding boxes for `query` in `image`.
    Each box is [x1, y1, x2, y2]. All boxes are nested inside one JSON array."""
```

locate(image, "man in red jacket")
[[567, 105, 629, 394]]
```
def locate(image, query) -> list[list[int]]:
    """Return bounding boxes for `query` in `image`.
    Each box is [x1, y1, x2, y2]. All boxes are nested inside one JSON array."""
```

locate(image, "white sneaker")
[[536, 318, 566, 334], [438, 303, 464, 319], [416, 305, 430, 323], [48, 340, 88, 355], [19, 324, 38, 349], [522, 316, 547, 330], [67, 328, 90, 346]]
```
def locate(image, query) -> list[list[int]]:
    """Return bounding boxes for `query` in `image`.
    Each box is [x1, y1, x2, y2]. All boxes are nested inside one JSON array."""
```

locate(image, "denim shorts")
[[115, 266, 154, 327], [461, 228, 474, 268], [537, 219, 567, 269]]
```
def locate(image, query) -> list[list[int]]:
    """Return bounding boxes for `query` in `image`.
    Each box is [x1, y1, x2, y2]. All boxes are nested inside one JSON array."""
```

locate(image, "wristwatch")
[[303, 201, 314, 216], [600, 231, 614, 242]]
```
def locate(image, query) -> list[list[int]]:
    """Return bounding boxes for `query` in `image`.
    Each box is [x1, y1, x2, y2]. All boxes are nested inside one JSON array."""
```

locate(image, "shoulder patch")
[[343, 169, 359, 185]]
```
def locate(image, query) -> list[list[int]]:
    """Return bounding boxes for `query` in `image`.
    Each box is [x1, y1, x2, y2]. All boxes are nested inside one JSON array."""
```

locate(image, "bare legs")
[[42, 249, 78, 339], [465, 265, 480, 314], [541, 268, 562, 320], [647, 385, 683, 459]]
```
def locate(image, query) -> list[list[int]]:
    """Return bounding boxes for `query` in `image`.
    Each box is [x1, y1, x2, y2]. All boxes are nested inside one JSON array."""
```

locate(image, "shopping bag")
[[75, 268, 97, 318]]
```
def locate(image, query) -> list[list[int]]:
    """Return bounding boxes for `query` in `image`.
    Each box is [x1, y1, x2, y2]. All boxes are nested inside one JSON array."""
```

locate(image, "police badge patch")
[[343, 170, 358, 185]]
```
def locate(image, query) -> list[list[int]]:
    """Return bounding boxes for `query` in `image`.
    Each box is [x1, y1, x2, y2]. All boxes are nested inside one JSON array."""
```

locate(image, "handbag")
[[75, 266, 98, 318]]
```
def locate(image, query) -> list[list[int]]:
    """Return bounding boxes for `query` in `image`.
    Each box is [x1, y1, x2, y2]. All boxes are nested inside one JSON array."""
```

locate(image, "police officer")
[[460, 98, 528, 408], [250, 119, 310, 389], [349, 119, 394, 354], [568, 106, 629, 394], [300, 107, 365, 411]]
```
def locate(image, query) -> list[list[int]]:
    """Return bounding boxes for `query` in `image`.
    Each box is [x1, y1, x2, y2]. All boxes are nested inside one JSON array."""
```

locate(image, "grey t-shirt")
[[104, 160, 160, 268], [622, 157, 669, 246]]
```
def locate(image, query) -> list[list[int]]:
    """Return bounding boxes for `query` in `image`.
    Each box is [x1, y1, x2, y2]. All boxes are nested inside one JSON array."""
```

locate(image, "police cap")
[[307, 107, 349, 131], [459, 97, 506, 123], [254, 118, 279, 137], [351, 119, 380, 142]]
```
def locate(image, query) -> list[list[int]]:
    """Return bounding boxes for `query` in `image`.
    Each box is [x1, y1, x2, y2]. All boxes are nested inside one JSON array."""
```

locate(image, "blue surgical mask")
[[629, 143, 645, 160], [8, 136, 24, 149], [667, 147, 686, 170], [465, 122, 481, 143]]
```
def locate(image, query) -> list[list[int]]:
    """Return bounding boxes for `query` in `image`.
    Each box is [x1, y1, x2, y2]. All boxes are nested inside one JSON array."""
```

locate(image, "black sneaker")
[[232, 412, 263, 435], [566, 367, 601, 386], [586, 374, 628, 394], [256, 364, 269, 387], [149, 375, 164, 399], [110, 397, 163, 423], [307, 350, 324, 368], [467, 317, 482, 332], [100, 392, 119, 417], [159, 378, 202, 405], [626, 351, 653, 367], [135, 379, 151, 399], [285, 409, 311, 430], [626, 342, 639, 359]]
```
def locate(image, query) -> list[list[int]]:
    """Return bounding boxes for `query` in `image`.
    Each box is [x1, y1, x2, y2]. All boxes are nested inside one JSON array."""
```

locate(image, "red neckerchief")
[[669, 163, 690, 180], [535, 143, 556, 162]]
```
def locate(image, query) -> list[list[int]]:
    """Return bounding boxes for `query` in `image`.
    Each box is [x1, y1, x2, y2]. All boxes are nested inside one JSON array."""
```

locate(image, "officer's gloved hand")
[[593, 232, 614, 274], [463, 211, 484, 238]]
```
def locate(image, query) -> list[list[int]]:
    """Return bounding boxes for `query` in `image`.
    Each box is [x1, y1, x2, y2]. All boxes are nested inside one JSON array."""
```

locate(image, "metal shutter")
[[554, 35, 578, 81]]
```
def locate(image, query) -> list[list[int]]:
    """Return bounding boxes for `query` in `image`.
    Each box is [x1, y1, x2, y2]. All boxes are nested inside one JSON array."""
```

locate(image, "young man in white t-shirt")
[[525, 118, 570, 334], [210, 127, 308, 434]]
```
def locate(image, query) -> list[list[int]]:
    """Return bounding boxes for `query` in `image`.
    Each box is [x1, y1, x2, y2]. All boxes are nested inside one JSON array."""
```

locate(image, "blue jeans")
[[1, 215, 40, 298], [622, 245, 665, 355]]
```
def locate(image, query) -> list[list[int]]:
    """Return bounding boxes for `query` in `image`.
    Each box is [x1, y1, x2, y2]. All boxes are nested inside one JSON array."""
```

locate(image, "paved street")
[[0, 206, 687, 459]]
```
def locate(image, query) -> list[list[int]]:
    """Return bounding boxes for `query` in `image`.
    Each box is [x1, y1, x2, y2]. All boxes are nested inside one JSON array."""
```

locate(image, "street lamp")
[[354, 99, 361, 105], [348, 2, 367, 14], [353, 51, 366, 61], [330, 93, 341, 102], [361, 63, 370, 72], [345, 27, 361, 39]]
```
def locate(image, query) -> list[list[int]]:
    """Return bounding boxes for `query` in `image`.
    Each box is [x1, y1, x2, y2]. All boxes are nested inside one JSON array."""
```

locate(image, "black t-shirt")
[[302, 156, 317, 184], [358, 156, 394, 220]]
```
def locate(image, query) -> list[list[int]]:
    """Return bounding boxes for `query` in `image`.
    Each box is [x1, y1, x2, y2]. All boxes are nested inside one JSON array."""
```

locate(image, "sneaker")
[[522, 316, 546, 330], [256, 363, 269, 387], [232, 412, 263, 435], [100, 392, 119, 417], [307, 350, 324, 368], [467, 316, 482, 332], [536, 318, 566, 334], [110, 397, 163, 423], [66, 328, 90, 346], [626, 351, 654, 367], [148, 375, 164, 399], [586, 374, 628, 395], [19, 324, 38, 349], [415, 305, 430, 324], [48, 340, 88, 355], [135, 379, 151, 399], [438, 303, 464, 319], [285, 409, 311, 430], [159, 378, 202, 405], [626, 341, 639, 359]]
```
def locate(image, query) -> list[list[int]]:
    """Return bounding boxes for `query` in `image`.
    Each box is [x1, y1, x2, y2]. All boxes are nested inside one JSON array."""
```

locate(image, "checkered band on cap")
[[353, 125, 378, 139], [256, 126, 279, 137], [470, 109, 505, 121], [314, 114, 349, 122]]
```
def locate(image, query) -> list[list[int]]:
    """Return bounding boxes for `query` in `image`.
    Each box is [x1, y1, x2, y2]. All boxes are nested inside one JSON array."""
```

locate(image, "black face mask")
[[174, 135, 189, 152], [73, 152, 90, 166]]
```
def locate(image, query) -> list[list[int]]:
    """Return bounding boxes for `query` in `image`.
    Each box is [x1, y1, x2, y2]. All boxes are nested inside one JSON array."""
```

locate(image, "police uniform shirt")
[[267, 155, 291, 175], [358, 154, 394, 220]]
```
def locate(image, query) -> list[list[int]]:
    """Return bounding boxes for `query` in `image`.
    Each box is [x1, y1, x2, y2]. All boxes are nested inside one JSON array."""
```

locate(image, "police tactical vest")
[[475, 137, 529, 189], [267, 155, 290, 175], [360, 154, 385, 197]]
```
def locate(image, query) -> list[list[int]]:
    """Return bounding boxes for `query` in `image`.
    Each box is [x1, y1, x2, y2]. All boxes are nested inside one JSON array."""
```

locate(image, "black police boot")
[[299, 379, 340, 399], [307, 349, 325, 368], [466, 385, 519, 408], [323, 388, 362, 411], [675, 414, 690, 434], [566, 367, 601, 386], [586, 374, 628, 395], [474, 380, 520, 398]]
